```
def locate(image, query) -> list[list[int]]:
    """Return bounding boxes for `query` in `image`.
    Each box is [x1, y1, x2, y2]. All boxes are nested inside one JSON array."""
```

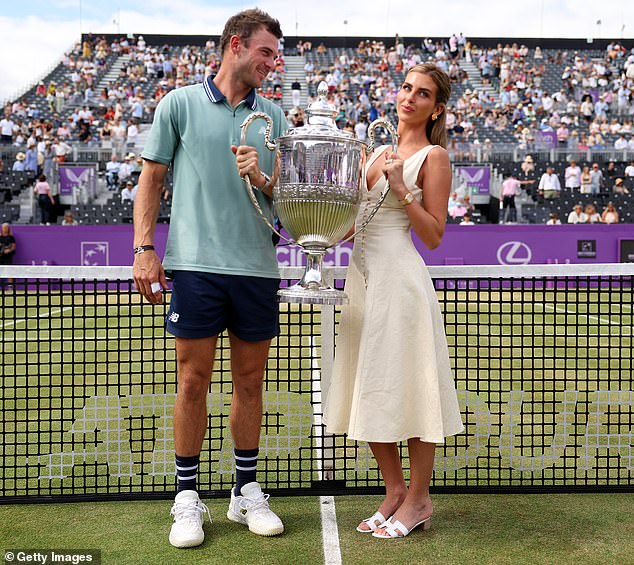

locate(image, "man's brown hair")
[[219, 8, 282, 55]]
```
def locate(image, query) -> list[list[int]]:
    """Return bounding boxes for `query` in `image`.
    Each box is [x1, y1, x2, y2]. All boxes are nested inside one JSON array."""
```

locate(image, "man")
[[589, 162, 604, 195], [567, 203, 587, 224], [564, 159, 581, 191], [614, 134, 628, 150], [130, 97, 144, 122], [0, 115, 15, 144], [53, 137, 72, 163], [605, 160, 621, 185], [117, 153, 135, 185], [538, 165, 561, 200], [105, 154, 121, 190], [133, 9, 286, 549], [121, 180, 137, 203]]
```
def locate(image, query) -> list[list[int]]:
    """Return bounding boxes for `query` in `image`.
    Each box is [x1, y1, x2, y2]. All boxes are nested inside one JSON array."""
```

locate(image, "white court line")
[[320, 496, 342, 565], [310, 336, 342, 565], [541, 302, 630, 327], [457, 301, 632, 330], [0, 306, 75, 330]]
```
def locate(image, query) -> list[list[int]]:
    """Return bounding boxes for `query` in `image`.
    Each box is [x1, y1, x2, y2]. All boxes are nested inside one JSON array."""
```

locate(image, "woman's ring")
[[386, 158, 393, 164]]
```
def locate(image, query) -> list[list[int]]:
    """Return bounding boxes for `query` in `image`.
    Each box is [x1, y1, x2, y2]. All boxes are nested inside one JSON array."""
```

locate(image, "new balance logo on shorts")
[[168, 312, 180, 323]]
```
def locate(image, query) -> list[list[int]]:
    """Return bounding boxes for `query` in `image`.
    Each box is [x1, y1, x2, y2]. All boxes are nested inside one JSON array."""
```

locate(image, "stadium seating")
[[1, 34, 632, 225]]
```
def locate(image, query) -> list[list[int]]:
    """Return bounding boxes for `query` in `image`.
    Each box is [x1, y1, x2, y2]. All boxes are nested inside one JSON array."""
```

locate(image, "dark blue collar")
[[203, 75, 257, 110]]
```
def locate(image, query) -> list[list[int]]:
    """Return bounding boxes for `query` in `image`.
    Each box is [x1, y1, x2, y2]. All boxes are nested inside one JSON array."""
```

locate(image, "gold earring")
[[431, 113, 438, 121]]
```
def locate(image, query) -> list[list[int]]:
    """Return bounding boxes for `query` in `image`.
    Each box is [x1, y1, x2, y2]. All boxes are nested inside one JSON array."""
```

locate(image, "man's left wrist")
[[256, 171, 270, 191]]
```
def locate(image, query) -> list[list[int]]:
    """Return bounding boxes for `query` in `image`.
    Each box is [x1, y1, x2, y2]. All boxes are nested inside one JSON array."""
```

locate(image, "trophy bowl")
[[241, 82, 397, 305]]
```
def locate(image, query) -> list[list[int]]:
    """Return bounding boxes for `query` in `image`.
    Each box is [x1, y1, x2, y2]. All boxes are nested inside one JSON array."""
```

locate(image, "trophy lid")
[[281, 81, 357, 142], [306, 82, 338, 126]]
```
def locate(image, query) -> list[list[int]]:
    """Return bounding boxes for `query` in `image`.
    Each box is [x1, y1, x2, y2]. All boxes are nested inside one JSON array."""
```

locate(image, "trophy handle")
[[239, 112, 293, 244], [341, 118, 399, 243], [367, 117, 399, 155]]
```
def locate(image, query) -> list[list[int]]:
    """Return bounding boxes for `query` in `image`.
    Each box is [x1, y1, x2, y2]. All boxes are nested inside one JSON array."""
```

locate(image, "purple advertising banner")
[[9, 224, 634, 268], [536, 130, 558, 149], [455, 166, 491, 195], [58, 165, 96, 197]]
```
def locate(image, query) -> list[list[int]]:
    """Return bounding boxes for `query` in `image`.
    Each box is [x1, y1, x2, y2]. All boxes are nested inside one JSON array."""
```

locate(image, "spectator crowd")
[[1, 31, 633, 226]]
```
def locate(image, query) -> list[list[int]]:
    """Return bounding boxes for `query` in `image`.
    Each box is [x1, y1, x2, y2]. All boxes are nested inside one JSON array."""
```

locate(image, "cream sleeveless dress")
[[323, 145, 464, 443]]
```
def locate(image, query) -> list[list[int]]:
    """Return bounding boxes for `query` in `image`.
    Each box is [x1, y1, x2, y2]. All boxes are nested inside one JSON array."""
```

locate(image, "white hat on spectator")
[[16, 152, 26, 161]]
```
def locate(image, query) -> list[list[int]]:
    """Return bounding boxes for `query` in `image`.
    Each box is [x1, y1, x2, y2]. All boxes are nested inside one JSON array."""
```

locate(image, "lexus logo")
[[497, 241, 532, 265]]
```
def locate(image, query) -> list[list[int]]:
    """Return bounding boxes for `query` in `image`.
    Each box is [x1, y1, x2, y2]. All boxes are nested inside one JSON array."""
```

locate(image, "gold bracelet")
[[399, 192, 414, 206]]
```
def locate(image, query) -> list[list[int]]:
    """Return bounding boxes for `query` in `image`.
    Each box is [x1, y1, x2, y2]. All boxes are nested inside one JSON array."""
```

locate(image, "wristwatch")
[[133, 245, 155, 254], [399, 192, 415, 206]]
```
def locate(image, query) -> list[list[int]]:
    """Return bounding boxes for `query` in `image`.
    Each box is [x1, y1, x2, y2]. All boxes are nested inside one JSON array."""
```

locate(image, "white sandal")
[[372, 516, 431, 539], [356, 510, 387, 533]]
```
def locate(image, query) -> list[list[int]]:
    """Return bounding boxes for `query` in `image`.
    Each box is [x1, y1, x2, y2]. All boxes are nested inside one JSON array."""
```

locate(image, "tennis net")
[[0, 264, 632, 502]]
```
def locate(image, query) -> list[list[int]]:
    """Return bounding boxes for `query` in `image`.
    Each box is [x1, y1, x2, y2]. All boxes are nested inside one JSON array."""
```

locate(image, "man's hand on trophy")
[[232, 144, 267, 190]]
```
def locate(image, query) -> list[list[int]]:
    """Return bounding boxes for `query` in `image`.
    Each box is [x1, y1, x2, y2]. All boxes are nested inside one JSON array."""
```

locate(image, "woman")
[[100, 120, 113, 149], [25, 142, 39, 173], [324, 63, 464, 539], [584, 203, 601, 223], [580, 165, 592, 194], [33, 174, 55, 225], [602, 201, 619, 224]]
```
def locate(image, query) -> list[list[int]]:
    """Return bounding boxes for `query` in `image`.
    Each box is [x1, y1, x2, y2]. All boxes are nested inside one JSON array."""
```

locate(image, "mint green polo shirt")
[[142, 78, 287, 278]]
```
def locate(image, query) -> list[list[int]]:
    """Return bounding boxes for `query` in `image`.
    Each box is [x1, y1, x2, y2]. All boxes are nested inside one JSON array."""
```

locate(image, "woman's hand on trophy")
[[382, 150, 406, 195]]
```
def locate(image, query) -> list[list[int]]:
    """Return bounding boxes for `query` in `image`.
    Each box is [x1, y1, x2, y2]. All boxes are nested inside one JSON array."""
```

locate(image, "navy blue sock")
[[175, 454, 199, 493], [234, 447, 259, 495]]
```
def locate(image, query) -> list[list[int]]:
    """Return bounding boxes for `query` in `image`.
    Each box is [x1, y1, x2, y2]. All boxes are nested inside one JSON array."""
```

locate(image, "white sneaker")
[[227, 482, 284, 536], [169, 490, 212, 548]]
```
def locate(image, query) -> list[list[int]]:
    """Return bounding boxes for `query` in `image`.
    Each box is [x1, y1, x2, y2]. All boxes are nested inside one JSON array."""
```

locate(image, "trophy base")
[[278, 284, 349, 305]]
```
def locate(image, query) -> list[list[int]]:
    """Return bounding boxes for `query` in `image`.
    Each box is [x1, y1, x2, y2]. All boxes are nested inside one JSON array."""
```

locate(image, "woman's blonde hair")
[[406, 63, 451, 148]]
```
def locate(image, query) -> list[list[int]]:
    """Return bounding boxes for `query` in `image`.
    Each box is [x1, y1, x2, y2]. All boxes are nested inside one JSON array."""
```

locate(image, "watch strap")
[[133, 245, 155, 254], [257, 171, 271, 191], [399, 192, 415, 206]]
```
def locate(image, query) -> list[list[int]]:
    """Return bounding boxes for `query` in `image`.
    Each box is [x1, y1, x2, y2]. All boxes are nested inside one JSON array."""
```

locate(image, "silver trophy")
[[240, 81, 398, 305]]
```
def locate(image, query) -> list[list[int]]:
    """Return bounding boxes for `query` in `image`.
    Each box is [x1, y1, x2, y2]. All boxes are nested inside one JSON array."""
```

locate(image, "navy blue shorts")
[[166, 271, 280, 341]]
